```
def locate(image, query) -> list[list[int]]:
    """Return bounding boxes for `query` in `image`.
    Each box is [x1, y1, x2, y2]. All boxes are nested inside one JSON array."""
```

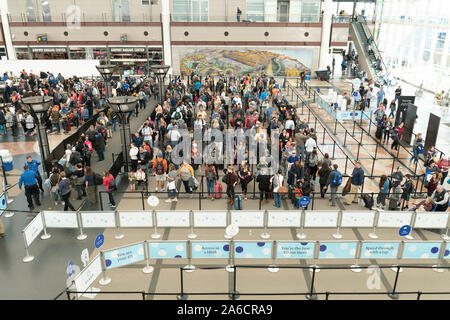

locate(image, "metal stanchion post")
[[40, 212, 51, 240], [184, 240, 195, 272], [296, 209, 307, 239], [114, 210, 124, 240], [309, 241, 320, 272], [260, 210, 270, 239], [229, 265, 240, 300], [368, 209, 380, 239], [151, 210, 160, 239], [332, 210, 343, 239], [176, 268, 188, 300], [267, 240, 279, 273], [432, 241, 446, 273], [22, 231, 34, 263], [142, 240, 154, 273], [76, 211, 87, 240], [350, 241, 362, 273], [98, 251, 112, 286], [388, 265, 401, 300], [226, 240, 235, 273], [306, 266, 318, 300], [441, 219, 450, 240], [405, 211, 416, 240], [390, 241, 404, 273], [187, 210, 197, 239]]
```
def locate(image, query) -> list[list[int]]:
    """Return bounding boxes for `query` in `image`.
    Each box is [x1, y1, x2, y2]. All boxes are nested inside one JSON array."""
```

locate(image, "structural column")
[[161, 0, 172, 74], [0, 0, 15, 60], [319, 0, 333, 70]]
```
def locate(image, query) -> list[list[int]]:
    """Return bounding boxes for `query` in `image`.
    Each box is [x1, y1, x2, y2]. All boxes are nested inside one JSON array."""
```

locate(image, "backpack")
[[206, 168, 215, 181], [108, 178, 117, 190], [82, 145, 91, 157], [43, 176, 52, 191], [174, 111, 181, 120], [70, 151, 82, 165], [331, 170, 342, 186], [94, 173, 103, 186], [155, 159, 165, 175]]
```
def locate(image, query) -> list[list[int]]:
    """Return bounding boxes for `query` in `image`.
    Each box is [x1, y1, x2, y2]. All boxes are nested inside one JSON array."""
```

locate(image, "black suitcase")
[[388, 198, 399, 210], [361, 193, 374, 209]]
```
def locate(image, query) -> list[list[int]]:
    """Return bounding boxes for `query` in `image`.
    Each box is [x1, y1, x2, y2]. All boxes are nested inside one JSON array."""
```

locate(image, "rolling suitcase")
[[234, 195, 242, 210]]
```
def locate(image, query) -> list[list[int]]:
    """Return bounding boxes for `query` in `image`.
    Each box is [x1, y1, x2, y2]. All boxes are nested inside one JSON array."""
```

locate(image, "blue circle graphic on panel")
[[445, 250, 449, 257], [174, 255, 182, 258], [301, 242, 308, 246], [353, 91, 358, 96], [317, 88, 320, 93], [319, 245, 327, 252], [257, 242, 265, 247], [236, 246, 243, 253], [105, 259, 112, 267], [398, 225, 411, 237], [94, 234, 104, 248], [430, 247, 439, 254], [299, 196, 310, 207], [223, 244, 229, 251], [2, 198, 5, 206], [334, 103, 338, 108]]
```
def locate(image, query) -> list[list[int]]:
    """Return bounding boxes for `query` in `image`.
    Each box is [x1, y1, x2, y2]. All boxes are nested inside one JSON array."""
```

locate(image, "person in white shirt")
[[304, 135, 317, 162], [169, 125, 181, 149], [25, 112, 35, 136], [129, 143, 139, 171], [141, 123, 153, 148]]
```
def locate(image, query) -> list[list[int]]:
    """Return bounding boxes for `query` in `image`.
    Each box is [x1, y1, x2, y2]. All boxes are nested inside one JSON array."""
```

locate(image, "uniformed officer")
[[19, 164, 41, 209], [26, 155, 44, 192]]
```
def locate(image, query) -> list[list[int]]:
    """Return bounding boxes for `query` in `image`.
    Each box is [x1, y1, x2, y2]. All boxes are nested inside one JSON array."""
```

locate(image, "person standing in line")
[[73, 163, 87, 200], [205, 163, 217, 200], [376, 175, 390, 209], [50, 167, 62, 205], [153, 152, 168, 192], [166, 163, 179, 203], [318, 162, 331, 198], [222, 166, 238, 205], [94, 129, 106, 161], [437, 156, 449, 185], [271, 169, 284, 208], [84, 166, 98, 205], [103, 170, 116, 208], [327, 164, 341, 207], [304, 134, 317, 164], [345, 161, 365, 205], [236, 7, 242, 22], [401, 174, 414, 209], [58, 172, 76, 211], [431, 185, 449, 212], [388, 100, 396, 118], [19, 164, 41, 209], [410, 133, 424, 164], [179, 161, 194, 197], [376, 87, 385, 108]]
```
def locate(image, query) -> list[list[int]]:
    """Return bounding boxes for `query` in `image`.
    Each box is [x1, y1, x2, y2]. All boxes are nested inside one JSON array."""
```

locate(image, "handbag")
[[278, 186, 288, 193]]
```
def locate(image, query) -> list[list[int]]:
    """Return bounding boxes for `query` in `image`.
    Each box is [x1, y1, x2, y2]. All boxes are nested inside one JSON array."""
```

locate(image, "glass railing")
[[332, 15, 352, 24], [171, 13, 322, 23], [8, 13, 161, 23]]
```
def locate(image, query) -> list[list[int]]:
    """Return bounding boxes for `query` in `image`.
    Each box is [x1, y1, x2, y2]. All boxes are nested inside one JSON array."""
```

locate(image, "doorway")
[[278, 1, 289, 22]]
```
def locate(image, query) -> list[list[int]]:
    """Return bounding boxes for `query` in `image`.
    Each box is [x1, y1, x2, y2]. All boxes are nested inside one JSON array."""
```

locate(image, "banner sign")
[[81, 211, 116, 228], [318, 242, 358, 259], [193, 211, 227, 227], [341, 211, 375, 227], [445, 243, 450, 260], [156, 211, 190, 227], [304, 211, 338, 227], [234, 242, 272, 259], [191, 241, 230, 259], [148, 241, 187, 259], [361, 242, 400, 259], [74, 254, 102, 298], [276, 242, 315, 259], [118, 211, 153, 228], [43, 211, 78, 228], [230, 211, 264, 227], [413, 213, 448, 229], [267, 211, 301, 227], [104, 243, 146, 269], [402, 242, 442, 259], [377, 211, 412, 228], [335, 111, 370, 121], [23, 212, 44, 247]]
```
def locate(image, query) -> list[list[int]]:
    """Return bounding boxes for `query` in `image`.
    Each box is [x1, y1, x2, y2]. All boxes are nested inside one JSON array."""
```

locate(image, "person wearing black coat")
[[94, 131, 105, 161], [256, 167, 272, 204], [317, 162, 332, 198], [287, 160, 304, 186]]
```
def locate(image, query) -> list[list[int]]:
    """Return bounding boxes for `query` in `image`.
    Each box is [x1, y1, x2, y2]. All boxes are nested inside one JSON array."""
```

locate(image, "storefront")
[[109, 47, 163, 75]]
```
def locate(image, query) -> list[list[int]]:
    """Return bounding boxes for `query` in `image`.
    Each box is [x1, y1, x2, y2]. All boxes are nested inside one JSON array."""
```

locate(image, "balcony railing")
[[171, 13, 322, 23], [7, 13, 161, 24], [332, 15, 352, 24]]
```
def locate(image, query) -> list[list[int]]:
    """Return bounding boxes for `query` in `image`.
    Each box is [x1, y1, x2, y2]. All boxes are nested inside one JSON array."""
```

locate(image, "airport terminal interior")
[[0, 0, 450, 301]]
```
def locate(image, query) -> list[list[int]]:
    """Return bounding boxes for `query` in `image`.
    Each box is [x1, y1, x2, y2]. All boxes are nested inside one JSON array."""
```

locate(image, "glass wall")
[[25, 0, 38, 22], [376, 0, 450, 93], [172, 0, 208, 21], [111, 0, 131, 22]]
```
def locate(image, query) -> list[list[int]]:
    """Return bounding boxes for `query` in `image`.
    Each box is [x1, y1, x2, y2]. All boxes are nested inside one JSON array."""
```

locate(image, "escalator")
[[349, 15, 397, 87]]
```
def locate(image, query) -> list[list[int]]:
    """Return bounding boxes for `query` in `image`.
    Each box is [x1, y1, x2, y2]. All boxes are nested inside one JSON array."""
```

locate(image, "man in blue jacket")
[[345, 161, 365, 205], [26, 155, 44, 191], [19, 164, 41, 209]]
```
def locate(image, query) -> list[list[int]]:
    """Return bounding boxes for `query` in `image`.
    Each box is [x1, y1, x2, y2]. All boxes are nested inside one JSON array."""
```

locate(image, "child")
[[129, 171, 137, 191], [136, 168, 146, 188]]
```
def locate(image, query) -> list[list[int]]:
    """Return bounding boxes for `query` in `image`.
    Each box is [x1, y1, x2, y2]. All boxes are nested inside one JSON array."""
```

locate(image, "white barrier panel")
[[304, 210, 339, 227], [360, 242, 400, 259], [148, 241, 187, 259], [267, 211, 301, 227], [23, 213, 44, 247], [118, 211, 153, 228], [193, 211, 227, 227], [73, 254, 103, 298], [230, 210, 264, 227], [318, 242, 358, 259], [191, 241, 230, 259], [445, 243, 450, 260], [156, 211, 190, 227], [413, 213, 449, 229], [376, 211, 412, 228], [341, 211, 375, 228], [43, 211, 78, 228], [103, 242, 146, 269], [276, 242, 315, 259], [81, 211, 116, 228], [234, 241, 272, 259], [402, 242, 443, 259]]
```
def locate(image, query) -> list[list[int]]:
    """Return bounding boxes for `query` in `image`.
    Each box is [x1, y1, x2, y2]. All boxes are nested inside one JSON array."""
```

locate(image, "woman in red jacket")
[[103, 170, 116, 208]]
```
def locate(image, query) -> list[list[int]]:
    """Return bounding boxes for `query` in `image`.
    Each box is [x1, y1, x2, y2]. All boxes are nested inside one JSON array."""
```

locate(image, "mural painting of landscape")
[[180, 48, 312, 77]]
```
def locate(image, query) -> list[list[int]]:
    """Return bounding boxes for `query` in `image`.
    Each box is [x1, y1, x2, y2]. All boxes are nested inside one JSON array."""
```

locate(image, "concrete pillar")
[[0, 0, 16, 60], [161, 0, 172, 74], [319, 0, 332, 69]]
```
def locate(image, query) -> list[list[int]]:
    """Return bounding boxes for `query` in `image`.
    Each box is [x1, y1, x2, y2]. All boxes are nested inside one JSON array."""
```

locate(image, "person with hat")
[[345, 161, 365, 205], [19, 164, 41, 209]]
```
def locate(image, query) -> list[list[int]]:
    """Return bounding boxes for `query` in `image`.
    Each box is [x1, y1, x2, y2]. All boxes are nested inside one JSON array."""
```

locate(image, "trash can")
[[0, 150, 13, 172]]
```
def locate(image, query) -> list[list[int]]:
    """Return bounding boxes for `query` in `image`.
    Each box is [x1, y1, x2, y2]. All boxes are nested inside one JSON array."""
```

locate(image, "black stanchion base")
[[306, 293, 318, 300], [388, 292, 399, 300], [177, 294, 188, 300], [228, 290, 240, 300]]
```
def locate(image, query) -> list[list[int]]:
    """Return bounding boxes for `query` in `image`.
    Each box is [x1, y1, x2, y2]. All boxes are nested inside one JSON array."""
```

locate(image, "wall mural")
[[179, 48, 312, 77]]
